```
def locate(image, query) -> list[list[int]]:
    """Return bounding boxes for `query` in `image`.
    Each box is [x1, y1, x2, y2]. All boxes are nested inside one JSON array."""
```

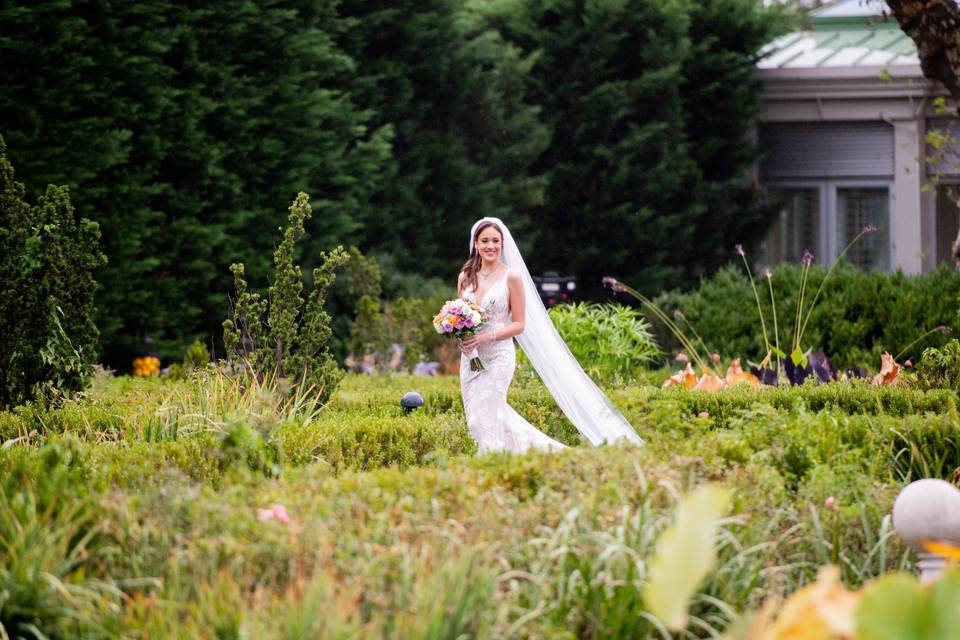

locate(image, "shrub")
[[0, 135, 107, 409], [535, 302, 660, 385], [655, 263, 960, 369], [0, 438, 121, 637], [223, 193, 350, 405], [165, 339, 211, 380], [914, 338, 960, 392]]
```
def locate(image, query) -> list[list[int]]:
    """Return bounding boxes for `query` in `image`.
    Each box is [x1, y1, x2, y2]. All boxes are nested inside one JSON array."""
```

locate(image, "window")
[[762, 188, 821, 265], [936, 186, 960, 265], [836, 188, 889, 270]]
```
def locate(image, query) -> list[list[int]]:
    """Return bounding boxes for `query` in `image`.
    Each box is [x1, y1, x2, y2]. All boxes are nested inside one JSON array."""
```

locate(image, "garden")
[[5, 185, 960, 635], [5, 0, 960, 636]]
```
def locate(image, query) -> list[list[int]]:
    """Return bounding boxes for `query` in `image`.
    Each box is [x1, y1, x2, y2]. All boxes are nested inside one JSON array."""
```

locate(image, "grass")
[[0, 370, 956, 637]]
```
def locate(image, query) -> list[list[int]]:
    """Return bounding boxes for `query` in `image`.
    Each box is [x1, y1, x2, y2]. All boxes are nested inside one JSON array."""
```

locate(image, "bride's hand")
[[459, 337, 476, 354]]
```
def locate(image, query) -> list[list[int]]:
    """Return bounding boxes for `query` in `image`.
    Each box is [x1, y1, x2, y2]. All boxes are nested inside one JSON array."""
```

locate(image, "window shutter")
[[760, 122, 894, 179]]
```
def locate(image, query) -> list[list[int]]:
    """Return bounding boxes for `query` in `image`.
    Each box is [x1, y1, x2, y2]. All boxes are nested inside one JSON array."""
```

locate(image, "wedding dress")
[[460, 269, 566, 454], [459, 218, 642, 454]]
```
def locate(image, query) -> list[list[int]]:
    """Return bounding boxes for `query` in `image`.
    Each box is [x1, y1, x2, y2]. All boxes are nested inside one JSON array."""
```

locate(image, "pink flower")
[[675, 352, 689, 363], [735, 244, 745, 257], [673, 308, 685, 320], [602, 276, 627, 294], [257, 503, 291, 524], [698, 411, 710, 419], [862, 225, 878, 234], [904, 359, 912, 367], [710, 353, 721, 364], [763, 267, 772, 279], [802, 250, 814, 267], [824, 496, 836, 511]]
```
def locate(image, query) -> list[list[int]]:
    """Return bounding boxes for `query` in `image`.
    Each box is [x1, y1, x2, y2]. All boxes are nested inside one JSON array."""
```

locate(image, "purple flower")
[[672, 308, 685, 320], [802, 250, 814, 267], [735, 244, 745, 257], [937, 325, 952, 334], [465, 319, 474, 328], [862, 225, 878, 234], [442, 322, 453, 332], [455, 317, 465, 329], [602, 276, 627, 293]]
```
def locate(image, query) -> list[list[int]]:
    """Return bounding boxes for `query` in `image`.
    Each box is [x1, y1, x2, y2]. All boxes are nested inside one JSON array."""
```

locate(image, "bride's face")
[[475, 226, 503, 262]]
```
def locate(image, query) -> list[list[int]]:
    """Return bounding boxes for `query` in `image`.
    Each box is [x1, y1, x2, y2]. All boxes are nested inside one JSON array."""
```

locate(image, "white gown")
[[460, 270, 567, 454]]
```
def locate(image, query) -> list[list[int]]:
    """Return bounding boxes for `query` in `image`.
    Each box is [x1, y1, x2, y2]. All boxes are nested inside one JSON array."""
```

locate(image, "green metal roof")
[[757, 0, 919, 70]]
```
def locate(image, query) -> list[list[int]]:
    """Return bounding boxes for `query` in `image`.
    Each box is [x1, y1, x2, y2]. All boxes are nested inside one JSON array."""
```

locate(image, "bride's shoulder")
[[505, 268, 522, 286]]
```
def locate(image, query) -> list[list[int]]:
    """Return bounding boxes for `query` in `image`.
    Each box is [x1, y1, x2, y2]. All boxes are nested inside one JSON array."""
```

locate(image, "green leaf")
[[642, 484, 732, 631], [855, 571, 960, 639], [856, 574, 927, 640], [790, 347, 808, 368], [771, 346, 786, 359]]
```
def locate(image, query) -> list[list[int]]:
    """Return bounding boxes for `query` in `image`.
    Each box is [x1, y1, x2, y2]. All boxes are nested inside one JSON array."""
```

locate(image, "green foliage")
[[0, 0, 392, 367], [1, 0, 790, 362], [915, 338, 960, 392], [0, 439, 120, 638], [547, 302, 660, 384], [223, 193, 350, 405], [165, 339, 211, 381], [655, 263, 960, 368], [5, 372, 956, 636], [345, 247, 391, 367], [217, 418, 280, 478], [339, 0, 550, 278], [0, 136, 106, 409], [486, 0, 793, 296]]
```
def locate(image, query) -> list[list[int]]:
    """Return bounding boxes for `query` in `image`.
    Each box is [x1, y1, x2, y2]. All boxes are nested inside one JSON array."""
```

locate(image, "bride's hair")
[[460, 220, 502, 295]]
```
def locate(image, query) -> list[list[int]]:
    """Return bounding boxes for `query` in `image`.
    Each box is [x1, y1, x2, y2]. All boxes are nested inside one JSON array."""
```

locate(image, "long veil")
[[469, 217, 642, 446]]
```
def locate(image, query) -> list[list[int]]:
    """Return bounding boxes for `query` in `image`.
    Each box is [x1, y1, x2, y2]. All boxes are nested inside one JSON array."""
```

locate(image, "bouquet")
[[433, 298, 487, 371]]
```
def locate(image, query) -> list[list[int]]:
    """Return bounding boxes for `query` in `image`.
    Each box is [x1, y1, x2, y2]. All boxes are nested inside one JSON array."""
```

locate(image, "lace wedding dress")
[[460, 269, 566, 454]]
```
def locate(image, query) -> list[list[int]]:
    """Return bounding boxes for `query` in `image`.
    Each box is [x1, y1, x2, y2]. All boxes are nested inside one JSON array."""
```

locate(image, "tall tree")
[[337, 0, 549, 277], [0, 0, 390, 366], [886, 0, 960, 108], [485, 0, 791, 296]]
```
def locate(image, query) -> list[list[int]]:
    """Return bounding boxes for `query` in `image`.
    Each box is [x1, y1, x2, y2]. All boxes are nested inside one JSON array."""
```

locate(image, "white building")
[[755, 0, 959, 272]]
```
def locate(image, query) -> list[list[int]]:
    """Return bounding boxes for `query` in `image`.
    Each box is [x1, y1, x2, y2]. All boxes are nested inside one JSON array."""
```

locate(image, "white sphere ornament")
[[892, 479, 960, 583]]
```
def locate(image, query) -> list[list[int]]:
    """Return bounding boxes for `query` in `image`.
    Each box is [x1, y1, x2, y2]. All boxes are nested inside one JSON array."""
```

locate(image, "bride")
[[457, 217, 642, 454]]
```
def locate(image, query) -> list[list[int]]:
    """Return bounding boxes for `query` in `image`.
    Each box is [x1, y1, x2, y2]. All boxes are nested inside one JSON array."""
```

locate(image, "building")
[[755, 0, 959, 272]]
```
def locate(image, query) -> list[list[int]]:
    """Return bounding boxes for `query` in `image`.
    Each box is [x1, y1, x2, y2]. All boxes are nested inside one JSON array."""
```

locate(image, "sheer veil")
[[469, 217, 642, 446]]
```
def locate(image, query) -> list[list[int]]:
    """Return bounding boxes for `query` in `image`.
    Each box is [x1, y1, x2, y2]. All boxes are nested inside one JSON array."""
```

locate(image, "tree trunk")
[[886, 0, 960, 110]]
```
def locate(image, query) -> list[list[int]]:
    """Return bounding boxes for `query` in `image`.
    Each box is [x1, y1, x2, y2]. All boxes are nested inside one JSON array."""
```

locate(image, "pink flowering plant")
[[433, 298, 488, 371]]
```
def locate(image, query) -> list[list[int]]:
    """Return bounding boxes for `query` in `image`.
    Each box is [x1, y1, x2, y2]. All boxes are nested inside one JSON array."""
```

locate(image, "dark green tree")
[[0, 0, 391, 367], [482, 0, 792, 296], [338, 0, 550, 275], [0, 136, 107, 408]]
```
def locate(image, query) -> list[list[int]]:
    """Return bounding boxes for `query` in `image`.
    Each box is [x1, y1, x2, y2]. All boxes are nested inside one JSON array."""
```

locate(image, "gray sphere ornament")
[[400, 391, 425, 413]]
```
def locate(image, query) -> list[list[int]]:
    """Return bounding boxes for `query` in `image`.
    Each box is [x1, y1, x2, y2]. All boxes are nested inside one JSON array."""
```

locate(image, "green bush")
[[223, 193, 349, 405], [655, 263, 960, 369], [545, 302, 660, 384], [0, 438, 120, 637], [915, 338, 960, 392], [0, 135, 106, 409]]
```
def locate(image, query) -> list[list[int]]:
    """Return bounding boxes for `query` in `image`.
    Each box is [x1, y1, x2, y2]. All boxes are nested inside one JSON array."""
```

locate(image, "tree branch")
[[886, 0, 960, 110]]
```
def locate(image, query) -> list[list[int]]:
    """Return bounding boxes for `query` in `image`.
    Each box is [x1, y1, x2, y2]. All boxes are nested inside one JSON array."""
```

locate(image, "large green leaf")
[[642, 484, 732, 631], [856, 570, 960, 640]]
